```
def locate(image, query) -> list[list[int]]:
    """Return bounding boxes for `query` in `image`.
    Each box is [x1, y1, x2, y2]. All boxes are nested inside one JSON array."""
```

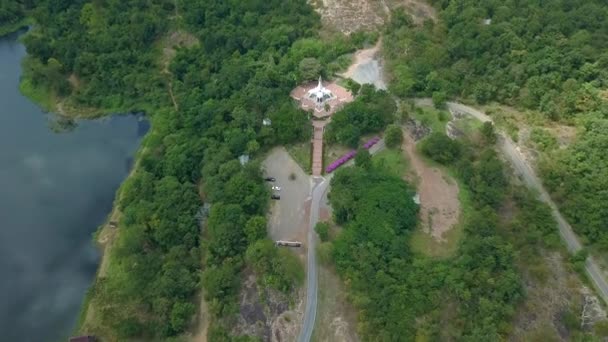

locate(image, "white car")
[[272, 185, 281, 191]]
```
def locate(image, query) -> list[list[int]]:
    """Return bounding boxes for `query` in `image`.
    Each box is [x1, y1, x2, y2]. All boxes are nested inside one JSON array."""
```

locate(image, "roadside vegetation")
[[324, 84, 396, 147], [327, 129, 522, 339], [327, 112, 597, 338], [383, 0, 608, 253]]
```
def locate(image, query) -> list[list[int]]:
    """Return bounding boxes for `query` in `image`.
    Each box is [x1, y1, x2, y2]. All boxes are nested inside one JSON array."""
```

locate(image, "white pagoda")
[[307, 76, 334, 106]]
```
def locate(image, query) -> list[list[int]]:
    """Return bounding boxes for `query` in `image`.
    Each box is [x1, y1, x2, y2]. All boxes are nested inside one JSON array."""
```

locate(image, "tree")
[[432, 91, 447, 108], [355, 148, 371, 169], [315, 222, 330, 242], [384, 124, 403, 148], [245, 216, 267, 243], [345, 78, 361, 95], [420, 133, 461, 165], [325, 87, 396, 146], [480, 122, 496, 144], [246, 140, 260, 155], [170, 302, 195, 332], [299, 57, 322, 82]]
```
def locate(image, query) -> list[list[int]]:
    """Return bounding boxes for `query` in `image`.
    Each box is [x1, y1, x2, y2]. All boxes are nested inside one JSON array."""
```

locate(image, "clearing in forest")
[[312, 265, 360, 342], [263, 148, 311, 249], [401, 131, 461, 256], [308, 0, 436, 34], [339, 39, 387, 90]]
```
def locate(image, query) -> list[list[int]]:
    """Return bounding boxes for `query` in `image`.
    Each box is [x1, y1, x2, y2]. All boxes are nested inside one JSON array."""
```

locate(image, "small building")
[[262, 118, 272, 126]]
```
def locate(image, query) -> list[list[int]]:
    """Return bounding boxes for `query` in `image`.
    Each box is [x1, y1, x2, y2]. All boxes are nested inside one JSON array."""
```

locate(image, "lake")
[[0, 30, 148, 341]]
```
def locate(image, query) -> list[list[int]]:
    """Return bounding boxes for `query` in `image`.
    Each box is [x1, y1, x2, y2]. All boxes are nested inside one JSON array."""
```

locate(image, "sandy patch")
[[308, 0, 436, 34], [339, 39, 387, 90], [387, 0, 437, 24], [309, 0, 388, 34], [191, 294, 209, 342], [312, 265, 360, 342], [402, 132, 460, 242], [233, 273, 305, 342]]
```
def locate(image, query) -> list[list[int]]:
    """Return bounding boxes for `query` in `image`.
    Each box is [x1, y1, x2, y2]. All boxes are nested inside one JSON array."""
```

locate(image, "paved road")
[[298, 139, 386, 342], [445, 101, 608, 304]]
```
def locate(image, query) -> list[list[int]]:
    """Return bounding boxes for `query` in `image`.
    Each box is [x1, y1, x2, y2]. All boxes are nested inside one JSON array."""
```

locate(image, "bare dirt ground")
[[386, 0, 437, 24], [191, 294, 209, 342], [233, 272, 305, 342], [312, 265, 360, 342], [263, 148, 312, 249], [312, 190, 359, 342], [481, 104, 577, 166], [308, 0, 436, 34], [510, 252, 606, 341], [339, 39, 387, 90], [309, 0, 387, 34], [402, 131, 460, 242]]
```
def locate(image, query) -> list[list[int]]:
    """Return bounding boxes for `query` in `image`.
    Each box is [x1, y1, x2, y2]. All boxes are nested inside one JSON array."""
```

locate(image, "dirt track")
[[402, 132, 460, 242], [339, 39, 387, 90]]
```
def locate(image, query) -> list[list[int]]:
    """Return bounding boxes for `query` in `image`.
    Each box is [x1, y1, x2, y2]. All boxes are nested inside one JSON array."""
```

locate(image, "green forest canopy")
[[11, 0, 608, 339], [15, 0, 374, 340], [328, 147, 520, 340], [384, 0, 608, 247]]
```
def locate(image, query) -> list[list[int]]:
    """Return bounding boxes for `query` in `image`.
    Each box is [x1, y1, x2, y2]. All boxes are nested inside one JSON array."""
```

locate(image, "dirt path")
[[340, 39, 381, 79], [339, 39, 386, 90], [401, 131, 460, 242], [160, 31, 199, 111], [191, 294, 209, 342]]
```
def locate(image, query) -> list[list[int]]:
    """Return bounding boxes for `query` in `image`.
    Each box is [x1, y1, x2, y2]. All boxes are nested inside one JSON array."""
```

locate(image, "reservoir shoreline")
[[0, 28, 148, 341]]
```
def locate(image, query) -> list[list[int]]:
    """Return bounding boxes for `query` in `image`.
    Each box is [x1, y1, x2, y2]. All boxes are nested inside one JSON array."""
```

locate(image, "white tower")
[[307, 76, 333, 106]]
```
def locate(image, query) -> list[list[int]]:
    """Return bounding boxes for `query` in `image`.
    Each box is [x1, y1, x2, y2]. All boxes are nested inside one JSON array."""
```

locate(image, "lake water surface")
[[0, 31, 147, 341]]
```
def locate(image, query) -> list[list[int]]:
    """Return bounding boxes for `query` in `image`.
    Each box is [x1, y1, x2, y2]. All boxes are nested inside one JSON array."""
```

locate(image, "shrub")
[[420, 132, 461, 165], [384, 124, 403, 149], [315, 222, 330, 242]]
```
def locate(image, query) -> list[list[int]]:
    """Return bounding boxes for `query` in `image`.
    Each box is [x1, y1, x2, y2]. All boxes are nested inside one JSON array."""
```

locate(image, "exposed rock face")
[[233, 273, 304, 342], [404, 118, 430, 141]]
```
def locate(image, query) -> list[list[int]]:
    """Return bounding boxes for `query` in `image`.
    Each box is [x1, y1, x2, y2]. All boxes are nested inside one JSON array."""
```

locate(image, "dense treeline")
[[325, 84, 396, 147], [0, 0, 33, 32], [541, 119, 608, 247], [328, 131, 522, 339], [384, 1, 608, 247], [18, 0, 372, 339], [385, 0, 608, 118], [22, 0, 173, 110]]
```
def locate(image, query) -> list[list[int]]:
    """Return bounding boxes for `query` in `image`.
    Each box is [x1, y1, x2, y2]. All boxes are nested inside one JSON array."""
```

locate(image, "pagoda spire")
[[318, 76, 322, 89]]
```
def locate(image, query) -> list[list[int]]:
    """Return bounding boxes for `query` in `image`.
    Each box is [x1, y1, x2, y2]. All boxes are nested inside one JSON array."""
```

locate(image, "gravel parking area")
[[263, 148, 312, 251]]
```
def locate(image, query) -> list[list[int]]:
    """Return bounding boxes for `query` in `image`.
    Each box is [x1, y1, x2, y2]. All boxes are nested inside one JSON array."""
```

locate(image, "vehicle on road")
[[271, 194, 280, 200], [265, 177, 276, 182], [272, 185, 281, 191]]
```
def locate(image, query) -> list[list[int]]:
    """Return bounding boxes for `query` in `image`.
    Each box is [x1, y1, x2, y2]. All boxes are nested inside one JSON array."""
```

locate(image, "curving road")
[[444, 101, 608, 304], [298, 140, 386, 342]]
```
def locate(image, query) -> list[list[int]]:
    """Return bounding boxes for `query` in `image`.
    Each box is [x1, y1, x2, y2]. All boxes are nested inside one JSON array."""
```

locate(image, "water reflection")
[[0, 31, 147, 341]]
